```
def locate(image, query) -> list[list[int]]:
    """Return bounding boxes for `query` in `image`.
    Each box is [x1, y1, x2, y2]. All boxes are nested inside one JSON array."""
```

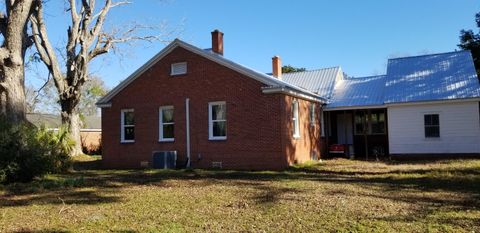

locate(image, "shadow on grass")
[[1, 159, 479, 212], [12, 229, 138, 233]]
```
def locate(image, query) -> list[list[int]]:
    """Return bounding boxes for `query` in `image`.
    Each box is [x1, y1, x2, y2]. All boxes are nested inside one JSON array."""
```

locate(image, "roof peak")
[[387, 50, 468, 61], [282, 66, 340, 75], [344, 75, 386, 80]]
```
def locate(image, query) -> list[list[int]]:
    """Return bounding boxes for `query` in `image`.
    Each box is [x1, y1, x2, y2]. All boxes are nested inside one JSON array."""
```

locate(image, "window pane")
[[371, 123, 385, 134], [379, 113, 385, 122], [212, 104, 226, 120], [124, 126, 135, 140], [292, 101, 299, 136], [425, 126, 440, 137], [124, 112, 134, 125], [371, 113, 378, 123], [371, 111, 385, 134], [355, 112, 365, 134], [424, 114, 439, 126], [424, 115, 431, 125], [162, 108, 174, 123], [213, 121, 226, 137], [310, 104, 315, 124], [163, 124, 174, 139], [431, 114, 439, 125]]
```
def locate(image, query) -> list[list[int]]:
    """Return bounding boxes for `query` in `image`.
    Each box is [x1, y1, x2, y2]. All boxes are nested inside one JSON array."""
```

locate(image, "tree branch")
[[30, 1, 66, 94]]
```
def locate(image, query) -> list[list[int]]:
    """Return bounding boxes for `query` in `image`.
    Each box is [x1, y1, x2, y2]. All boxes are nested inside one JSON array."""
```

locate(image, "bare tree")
[[25, 84, 39, 113], [0, 0, 37, 123], [30, 0, 174, 155]]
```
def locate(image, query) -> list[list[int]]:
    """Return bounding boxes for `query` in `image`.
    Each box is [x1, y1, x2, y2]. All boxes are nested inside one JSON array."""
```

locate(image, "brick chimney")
[[211, 29, 224, 55], [272, 55, 282, 79]]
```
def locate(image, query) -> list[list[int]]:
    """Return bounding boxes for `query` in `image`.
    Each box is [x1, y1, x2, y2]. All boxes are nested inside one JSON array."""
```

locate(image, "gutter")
[[96, 103, 112, 108], [262, 86, 326, 103]]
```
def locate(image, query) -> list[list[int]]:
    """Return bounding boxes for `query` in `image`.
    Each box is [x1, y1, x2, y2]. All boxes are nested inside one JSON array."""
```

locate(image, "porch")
[[324, 108, 388, 160]]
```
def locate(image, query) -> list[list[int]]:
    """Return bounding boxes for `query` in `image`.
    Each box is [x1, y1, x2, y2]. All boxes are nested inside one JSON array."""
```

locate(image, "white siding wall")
[[388, 101, 480, 154]]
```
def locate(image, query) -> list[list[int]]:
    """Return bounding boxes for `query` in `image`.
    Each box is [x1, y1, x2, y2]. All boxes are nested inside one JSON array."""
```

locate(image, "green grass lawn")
[[1, 157, 479, 232]]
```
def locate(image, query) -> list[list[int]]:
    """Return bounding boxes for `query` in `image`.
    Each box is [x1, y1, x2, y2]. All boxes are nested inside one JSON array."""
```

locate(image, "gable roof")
[[97, 39, 325, 106], [327, 75, 386, 109], [384, 50, 480, 104], [281, 67, 343, 99], [26, 113, 101, 130]]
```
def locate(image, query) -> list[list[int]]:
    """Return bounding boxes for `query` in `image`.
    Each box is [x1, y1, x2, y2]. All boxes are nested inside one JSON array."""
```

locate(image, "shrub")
[[82, 137, 102, 155], [0, 117, 73, 184]]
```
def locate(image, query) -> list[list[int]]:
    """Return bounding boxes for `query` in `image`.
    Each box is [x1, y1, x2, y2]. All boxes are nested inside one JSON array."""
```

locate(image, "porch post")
[[343, 110, 348, 156], [325, 110, 330, 157], [364, 109, 369, 160]]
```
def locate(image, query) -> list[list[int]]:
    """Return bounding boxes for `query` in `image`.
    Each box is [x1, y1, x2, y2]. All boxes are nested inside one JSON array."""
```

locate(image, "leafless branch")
[[31, 0, 66, 94]]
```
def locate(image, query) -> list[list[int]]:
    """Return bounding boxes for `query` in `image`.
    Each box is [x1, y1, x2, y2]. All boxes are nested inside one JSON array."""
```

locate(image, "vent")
[[140, 161, 149, 168], [152, 151, 177, 169], [211, 161, 222, 169], [171, 62, 187, 75]]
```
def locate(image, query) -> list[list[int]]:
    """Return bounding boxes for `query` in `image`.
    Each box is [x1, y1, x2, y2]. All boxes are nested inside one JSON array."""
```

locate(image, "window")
[[171, 62, 187, 75], [121, 109, 135, 143], [424, 114, 440, 138], [159, 106, 175, 142], [354, 110, 386, 135], [370, 110, 386, 134], [292, 100, 300, 138], [209, 101, 227, 140], [309, 103, 316, 127]]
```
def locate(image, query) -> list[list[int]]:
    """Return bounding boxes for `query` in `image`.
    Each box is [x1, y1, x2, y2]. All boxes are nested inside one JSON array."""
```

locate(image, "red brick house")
[[96, 30, 327, 170]]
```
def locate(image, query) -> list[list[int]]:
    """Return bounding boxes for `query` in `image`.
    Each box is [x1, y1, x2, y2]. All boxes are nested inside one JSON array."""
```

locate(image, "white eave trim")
[[323, 104, 386, 111], [96, 103, 112, 108], [385, 97, 480, 107], [323, 97, 480, 111], [262, 86, 326, 103]]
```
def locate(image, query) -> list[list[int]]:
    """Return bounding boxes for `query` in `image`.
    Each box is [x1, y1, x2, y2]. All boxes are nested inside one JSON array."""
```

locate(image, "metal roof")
[[97, 39, 325, 106], [281, 67, 342, 99], [327, 75, 386, 109], [384, 50, 480, 104]]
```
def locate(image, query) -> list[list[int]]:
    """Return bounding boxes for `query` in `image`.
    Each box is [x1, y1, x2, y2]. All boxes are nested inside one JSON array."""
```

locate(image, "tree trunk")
[[61, 101, 83, 156], [0, 64, 26, 123], [0, 0, 35, 124]]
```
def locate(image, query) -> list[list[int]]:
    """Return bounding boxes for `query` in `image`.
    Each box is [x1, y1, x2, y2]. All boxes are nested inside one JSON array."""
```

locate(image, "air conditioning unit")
[[152, 151, 177, 169]]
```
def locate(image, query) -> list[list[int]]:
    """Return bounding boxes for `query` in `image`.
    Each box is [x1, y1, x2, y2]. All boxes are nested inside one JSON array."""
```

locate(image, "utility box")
[[152, 151, 177, 169]]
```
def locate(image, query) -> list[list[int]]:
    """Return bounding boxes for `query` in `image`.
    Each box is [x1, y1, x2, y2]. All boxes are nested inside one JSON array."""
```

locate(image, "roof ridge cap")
[[387, 50, 467, 61]]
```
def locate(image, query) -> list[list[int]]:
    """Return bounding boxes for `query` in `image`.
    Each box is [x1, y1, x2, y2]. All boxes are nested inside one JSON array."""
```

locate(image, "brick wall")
[[281, 96, 323, 165], [102, 46, 324, 170]]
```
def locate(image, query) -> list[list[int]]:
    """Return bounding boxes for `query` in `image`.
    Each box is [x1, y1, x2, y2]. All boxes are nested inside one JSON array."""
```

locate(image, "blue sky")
[[28, 0, 479, 89]]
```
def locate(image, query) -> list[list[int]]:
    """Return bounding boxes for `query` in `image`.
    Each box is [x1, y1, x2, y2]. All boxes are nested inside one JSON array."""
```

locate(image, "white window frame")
[[121, 109, 135, 143], [159, 106, 175, 142], [208, 101, 227, 140], [170, 62, 187, 76], [424, 113, 441, 139], [292, 100, 300, 139]]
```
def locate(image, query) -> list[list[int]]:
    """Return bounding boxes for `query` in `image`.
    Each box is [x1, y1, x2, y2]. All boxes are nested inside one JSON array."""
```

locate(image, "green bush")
[[0, 117, 73, 184]]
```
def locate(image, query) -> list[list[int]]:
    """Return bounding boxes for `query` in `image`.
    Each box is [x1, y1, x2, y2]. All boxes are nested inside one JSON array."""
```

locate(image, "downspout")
[[185, 98, 191, 168]]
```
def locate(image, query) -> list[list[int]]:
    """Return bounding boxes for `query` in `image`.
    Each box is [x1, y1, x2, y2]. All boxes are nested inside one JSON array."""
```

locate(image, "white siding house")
[[388, 100, 480, 154], [316, 50, 480, 158]]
